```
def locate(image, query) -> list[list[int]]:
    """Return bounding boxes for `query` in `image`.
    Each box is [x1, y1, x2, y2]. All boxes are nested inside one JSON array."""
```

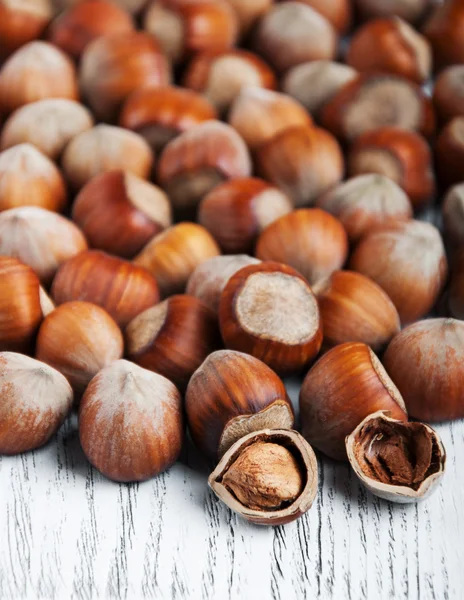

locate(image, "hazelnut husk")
[[346, 411, 446, 503], [209, 429, 318, 525]]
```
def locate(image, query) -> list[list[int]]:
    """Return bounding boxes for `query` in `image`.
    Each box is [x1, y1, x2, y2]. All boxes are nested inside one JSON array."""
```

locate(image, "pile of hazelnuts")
[[0, 0, 463, 526]]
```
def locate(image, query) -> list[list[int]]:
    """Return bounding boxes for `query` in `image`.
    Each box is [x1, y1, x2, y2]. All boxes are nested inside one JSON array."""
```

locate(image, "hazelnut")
[[0, 207, 87, 285], [0, 41, 78, 115], [255, 208, 348, 286], [423, 0, 464, 70], [47, 0, 134, 60], [120, 86, 217, 153], [125, 294, 221, 391], [0, 257, 51, 353], [313, 270, 401, 352], [442, 184, 464, 255], [354, 0, 429, 23], [282, 60, 357, 118], [449, 253, 464, 319], [157, 121, 251, 215], [346, 17, 431, 84], [186, 254, 260, 314], [346, 411, 446, 503], [0, 352, 73, 455], [228, 87, 312, 151], [320, 73, 435, 143], [62, 125, 154, 190], [299, 342, 408, 461], [53, 0, 146, 13], [255, 126, 344, 207], [317, 174, 412, 244], [36, 301, 124, 396], [0, 144, 67, 213], [134, 223, 220, 297], [79, 360, 183, 482], [209, 429, 318, 525], [253, 2, 337, 74], [349, 220, 448, 325], [0, 0, 53, 59], [72, 170, 171, 258], [0, 99, 94, 160], [383, 318, 464, 421], [52, 250, 160, 327], [224, 0, 272, 36], [219, 262, 323, 375], [185, 349, 294, 458], [282, 0, 352, 34], [348, 127, 435, 211], [433, 65, 464, 125], [143, 0, 238, 64], [79, 31, 171, 121], [183, 50, 277, 116], [198, 177, 293, 254], [435, 116, 464, 190]]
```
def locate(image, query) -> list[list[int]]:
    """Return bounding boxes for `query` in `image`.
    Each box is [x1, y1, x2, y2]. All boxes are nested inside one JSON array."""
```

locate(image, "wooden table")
[[1, 380, 462, 600]]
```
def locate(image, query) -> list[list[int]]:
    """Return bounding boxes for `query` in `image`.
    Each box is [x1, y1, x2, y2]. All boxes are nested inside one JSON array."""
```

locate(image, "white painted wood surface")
[[0, 380, 463, 600]]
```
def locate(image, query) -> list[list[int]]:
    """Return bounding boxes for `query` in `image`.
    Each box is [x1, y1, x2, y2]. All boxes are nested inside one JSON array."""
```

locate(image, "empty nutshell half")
[[346, 411, 446, 503], [209, 429, 318, 525]]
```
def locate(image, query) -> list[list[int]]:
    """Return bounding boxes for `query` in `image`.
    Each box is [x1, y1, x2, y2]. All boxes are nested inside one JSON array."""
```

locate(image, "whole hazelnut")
[[224, 0, 272, 36], [0, 207, 87, 285], [120, 86, 217, 153], [282, 0, 352, 34], [354, 0, 429, 23], [255, 208, 348, 286], [209, 429, 318, 525], [228, 87, 312, 151], [346, 411, 446, 503], [349, 220, 448, 325], [433, 65, 464, 125], [52, 250, 160, 327], [47, 0, 134, 60], [186, 254, 260, 314], [254, 2, 337, 74], [442, 184, 464, 254], [383, 318, 464, 422], [157, 121, 251, 215], [62, 125, 154, 190], [346, 17, 431, 84], [53, 0, 146, 13], [0, 144, 67, 213], [435, 116, 464, 190], [134, 223, 220, 297], [79, 31, 171, 121], [0, 257, 51, 353], [283, 60, 357, 118], [423, 0, 464, 70], [143, 0, 238, 64], [449, 253, 464, 319], [320, 73, 435, 143], [125, 294, 221, 391], [317, 174, 412, 244], [299, 342, 408, 461], [36, 301, 124, 396], [255, 126, 344, 207], [79, 360, 183, 482], [0, 352, 73, 455], [348, 127, 435, 211], [72, 170, 171, 258], [0, 41, 78, 115], [0, 99, 94, 160], [198, 177, 293, 254], [313, 270, 401, 352], [185, 349, 294, 458], [219, 262, 323, 375], [0, 0, 53, 59], [183, 50, 277, 116]]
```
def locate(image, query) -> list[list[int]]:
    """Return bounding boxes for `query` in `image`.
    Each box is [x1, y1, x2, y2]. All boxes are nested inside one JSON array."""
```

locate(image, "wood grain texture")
[[0, 380, 463, 600]]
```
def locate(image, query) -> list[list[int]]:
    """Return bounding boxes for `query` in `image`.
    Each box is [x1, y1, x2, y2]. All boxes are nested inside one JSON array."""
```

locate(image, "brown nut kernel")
[[346, 411, 446, 503], [209, 429, 318, 525]]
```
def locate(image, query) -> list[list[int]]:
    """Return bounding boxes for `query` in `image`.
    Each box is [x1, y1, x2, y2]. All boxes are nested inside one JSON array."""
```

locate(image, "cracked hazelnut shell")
[[209, 429, 318, 525]]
